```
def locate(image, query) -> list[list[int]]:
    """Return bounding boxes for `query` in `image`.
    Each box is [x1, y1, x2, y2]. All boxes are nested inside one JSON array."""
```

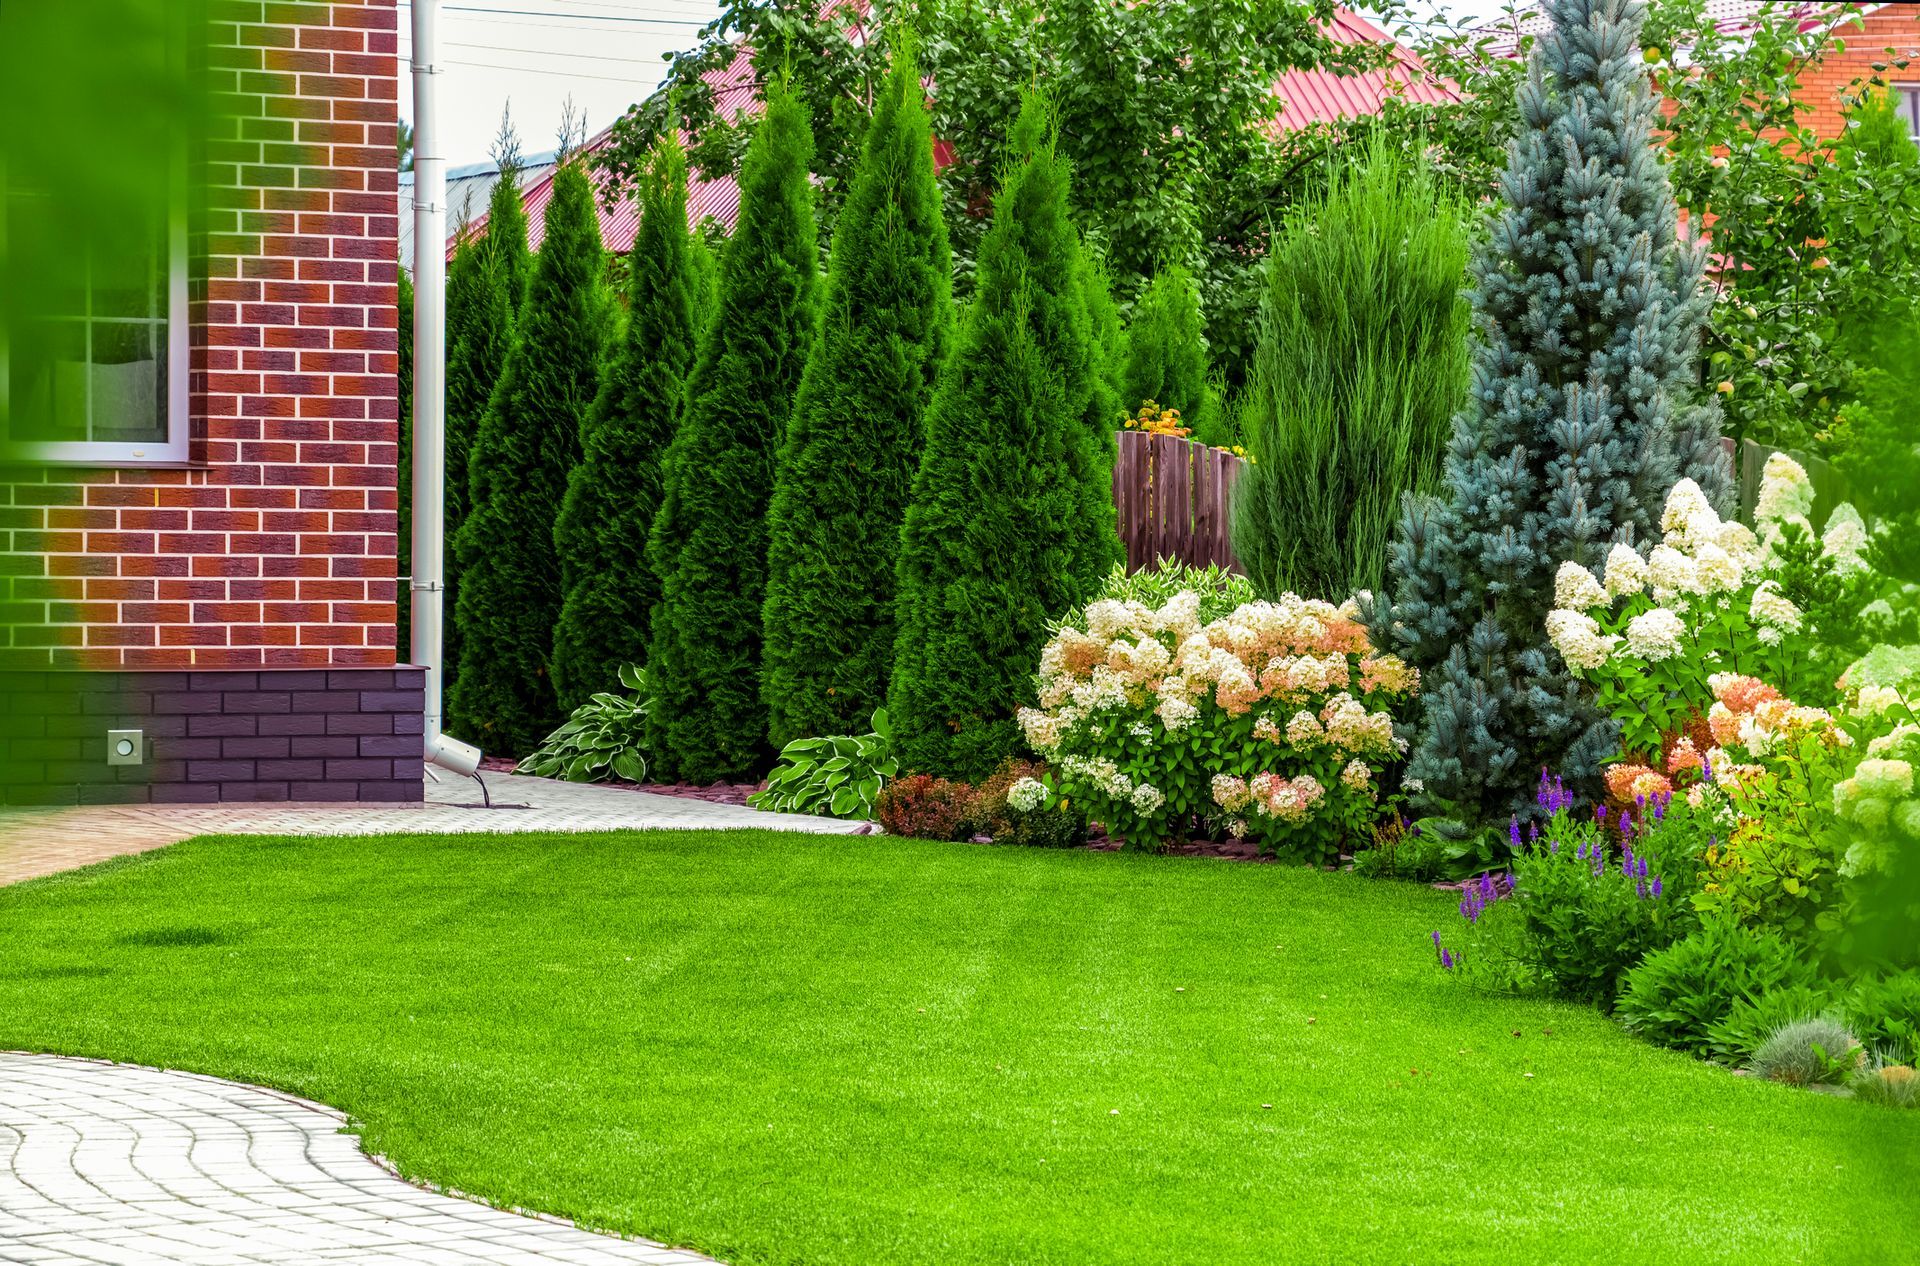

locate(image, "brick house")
[[0, 0, 420, 805]]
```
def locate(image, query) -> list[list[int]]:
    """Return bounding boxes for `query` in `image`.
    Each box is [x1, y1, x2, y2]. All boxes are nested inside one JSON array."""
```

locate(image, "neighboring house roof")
[[1482, 0, 1904, 56], [399, 148, 559, 273], [1270, 8, 1458, 131], [417, 5, 1447, 267]]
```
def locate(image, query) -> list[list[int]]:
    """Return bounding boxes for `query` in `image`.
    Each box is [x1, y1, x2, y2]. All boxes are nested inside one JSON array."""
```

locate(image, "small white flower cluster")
[[1007, 777, 1050, 813], [1624, 607, 1687, 661]]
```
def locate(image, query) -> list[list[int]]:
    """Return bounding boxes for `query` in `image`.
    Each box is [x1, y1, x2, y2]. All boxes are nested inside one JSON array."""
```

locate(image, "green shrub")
[[1366, 0, 1731, 826], [762, 45, 954, 748], [1352, 818, 1451, 882], [517, 665, 649, 784], [962, 760, 1088, 849], [1749, 1018, 1862, 1087], [450, 159, 610, 755], [1120, 265, 1222, 444], [874, 773, 972, 840], [1617, 919, 1819, 1055], [552, 128, 701, 709], [749, 710, 897, 821], [1231, 133, 1469, 604], [1705, 984, 1844, 1066], [1852, 1062, 1919, 1108], [1844, 971, 1920, 1067], [646, 82, 820, 782], [888, 92, 1119, 779]]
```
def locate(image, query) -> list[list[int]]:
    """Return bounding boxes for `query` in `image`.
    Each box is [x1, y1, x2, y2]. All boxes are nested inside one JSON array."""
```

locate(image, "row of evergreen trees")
[[437, 54, 1131, 782]]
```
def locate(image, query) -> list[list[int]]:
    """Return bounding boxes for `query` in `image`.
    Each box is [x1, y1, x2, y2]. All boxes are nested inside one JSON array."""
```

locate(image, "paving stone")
[[0, 770, 867, 886], [0, 1054, 722, 1265]]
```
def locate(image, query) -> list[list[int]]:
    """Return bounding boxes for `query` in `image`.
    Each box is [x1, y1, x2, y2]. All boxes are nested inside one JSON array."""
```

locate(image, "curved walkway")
[[0, 1052, 721, 1265]]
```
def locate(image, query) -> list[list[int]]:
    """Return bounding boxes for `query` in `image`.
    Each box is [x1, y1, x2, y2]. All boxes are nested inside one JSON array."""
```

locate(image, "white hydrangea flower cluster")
[[1006, 776, 1050, 813], [1625, 607, 1687, 661]]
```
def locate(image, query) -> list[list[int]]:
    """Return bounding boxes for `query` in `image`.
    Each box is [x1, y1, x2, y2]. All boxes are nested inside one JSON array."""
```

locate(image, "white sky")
[[400, 0, 722, 166], [399, 1, 1523, 168]]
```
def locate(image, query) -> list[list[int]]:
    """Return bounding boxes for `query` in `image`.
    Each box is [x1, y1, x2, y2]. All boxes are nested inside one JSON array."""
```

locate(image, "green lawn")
[[1, 830, 1913, 1265]]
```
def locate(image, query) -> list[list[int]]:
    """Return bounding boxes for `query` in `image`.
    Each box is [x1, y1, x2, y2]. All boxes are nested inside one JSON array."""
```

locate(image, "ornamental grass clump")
[[1749, 1017, 1862, 1087], [1018, 590, 1417, 860]]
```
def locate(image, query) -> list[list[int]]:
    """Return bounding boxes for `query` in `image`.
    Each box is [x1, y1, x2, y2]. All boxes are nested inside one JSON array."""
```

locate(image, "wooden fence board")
[[1110, 430, 1247, 575]]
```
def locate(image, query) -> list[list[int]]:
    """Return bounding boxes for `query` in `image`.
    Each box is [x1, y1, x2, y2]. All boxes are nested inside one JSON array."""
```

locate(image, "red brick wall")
[[1794, 5, 1920, 139], [3, 0, 401, 672]]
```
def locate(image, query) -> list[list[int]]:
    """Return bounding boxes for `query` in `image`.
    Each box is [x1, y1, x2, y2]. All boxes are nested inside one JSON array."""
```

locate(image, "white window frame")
[[0, 60, 190, 467], [1897, 83, 1920, 143]]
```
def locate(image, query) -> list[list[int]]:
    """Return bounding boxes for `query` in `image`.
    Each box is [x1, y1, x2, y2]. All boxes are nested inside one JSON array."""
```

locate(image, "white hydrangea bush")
[[1542, 458, 1869, 757], [1017, 591, 1417, 859]]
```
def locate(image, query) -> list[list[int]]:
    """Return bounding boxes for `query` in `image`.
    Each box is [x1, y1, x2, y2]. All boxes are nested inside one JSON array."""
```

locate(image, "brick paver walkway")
[[0, 770, 866, 887], [0, 1052, 721, 1265]]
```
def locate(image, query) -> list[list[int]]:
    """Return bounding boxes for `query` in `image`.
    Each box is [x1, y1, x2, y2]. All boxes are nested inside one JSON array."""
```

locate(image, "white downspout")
[[410, 0, 482, 778]]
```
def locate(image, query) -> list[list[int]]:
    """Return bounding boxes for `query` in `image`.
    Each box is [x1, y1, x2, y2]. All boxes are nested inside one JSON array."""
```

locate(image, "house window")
[[1899, 84, 1920, 143], [0, 10, 190, 466]]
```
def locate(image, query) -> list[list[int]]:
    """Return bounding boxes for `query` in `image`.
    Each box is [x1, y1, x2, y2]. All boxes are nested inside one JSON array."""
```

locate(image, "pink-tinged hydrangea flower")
[[1605, 763, 1672, 802], [1285, 710, 1323, 747], [1666, 737, 1704, 779], [1709, 673, 1783, 714], [1625, 608, 1686, 661], [1211, 773, 1251, 813], [1604, 542, 1649, 598], [1554, 561, 1609, 611], [1357, 653, 1418, 696], [1707, 702, 1743, 748]]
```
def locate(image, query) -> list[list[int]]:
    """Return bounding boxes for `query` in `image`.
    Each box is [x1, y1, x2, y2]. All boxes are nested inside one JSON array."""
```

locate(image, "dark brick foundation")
[[0, 668, 424, 806]]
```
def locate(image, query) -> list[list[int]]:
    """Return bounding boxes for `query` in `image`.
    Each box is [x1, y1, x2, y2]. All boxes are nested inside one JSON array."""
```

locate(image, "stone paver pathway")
[[1, 770, 867, 886], [0, 1052, 721, 1265]]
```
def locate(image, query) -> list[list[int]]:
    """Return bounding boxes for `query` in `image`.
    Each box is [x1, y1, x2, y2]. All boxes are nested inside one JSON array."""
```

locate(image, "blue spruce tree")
[[1370, 0, 1731, 826]]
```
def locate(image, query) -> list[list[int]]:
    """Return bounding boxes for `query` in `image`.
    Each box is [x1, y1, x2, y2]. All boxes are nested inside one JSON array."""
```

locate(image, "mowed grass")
[[1, 830, 1914, 1265]]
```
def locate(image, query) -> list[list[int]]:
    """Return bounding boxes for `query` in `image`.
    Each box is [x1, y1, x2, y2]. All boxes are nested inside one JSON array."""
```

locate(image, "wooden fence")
[[1111, 429, 1247, 575]]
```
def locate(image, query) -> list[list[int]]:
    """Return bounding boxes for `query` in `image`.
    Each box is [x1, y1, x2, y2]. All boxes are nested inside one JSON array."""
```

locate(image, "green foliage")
[[517, 664, 651, 784], [1845, 971, 1920, 1066], [1616, 919, 1819, 1055], [444, 140, 528, 706], [1644, 0, 1920, 453], [762, 47, 954, 748], [1706, 983, 1845, 1066], [1750, 1017, 1862, 1087], [1119, 265, 1220, 442], [1233, 136, 1470, 603], [601, 0, 1369, 382], [888, 92, 1119, 779], [647, 84, 820, 782], [396, 265, 414, 660], [749, 709, 898, 820], [1853, 1062, 1920, 1108], [1351, 818, 1451, 883], [1059, 559, 1256, 631], [551, 130, 701, 709], [962, 759, 1089, 849], [449, 160, 609, 756], [1369, 0, 1731, 826]]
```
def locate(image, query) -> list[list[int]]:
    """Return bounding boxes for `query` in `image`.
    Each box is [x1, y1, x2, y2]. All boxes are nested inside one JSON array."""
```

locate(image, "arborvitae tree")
[[395, 265, 414, 659], [442, 138, 528, 704], [1081, 256, 1126, 431], [1232, 140, 1471, 603], [1369, 0, 1732, 826], [551, 131, 702, 709], [890, 94, 1120, 779], [1120, 264, 1221, 440], [448, 161, 608, 754], [761, 48, 954, 748], [646, 84, 820, 781]]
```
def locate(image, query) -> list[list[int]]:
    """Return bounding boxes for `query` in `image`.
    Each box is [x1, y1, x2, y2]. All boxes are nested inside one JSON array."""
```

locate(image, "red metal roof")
[[459, 5, 1443, 259], [1270, 8, 1459, 131]]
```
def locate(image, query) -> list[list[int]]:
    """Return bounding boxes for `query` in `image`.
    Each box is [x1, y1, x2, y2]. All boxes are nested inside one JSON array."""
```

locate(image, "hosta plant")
[[749, 709, 897, 820], [517, 664, 650, 783], [1018, 590, 1416, 860]]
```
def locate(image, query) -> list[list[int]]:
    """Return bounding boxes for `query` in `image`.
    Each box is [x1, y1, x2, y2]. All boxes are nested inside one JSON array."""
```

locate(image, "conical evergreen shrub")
[[1370, 0, 1732, 826], [646, 84, 820, 782], [1120, 264, 1221, 440], [552, 131, 702, 709], [761, 48, 954, 748], [442, 155, 528, 704], [889, 93, 1120, 779], [449, 160, 609, 754]]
